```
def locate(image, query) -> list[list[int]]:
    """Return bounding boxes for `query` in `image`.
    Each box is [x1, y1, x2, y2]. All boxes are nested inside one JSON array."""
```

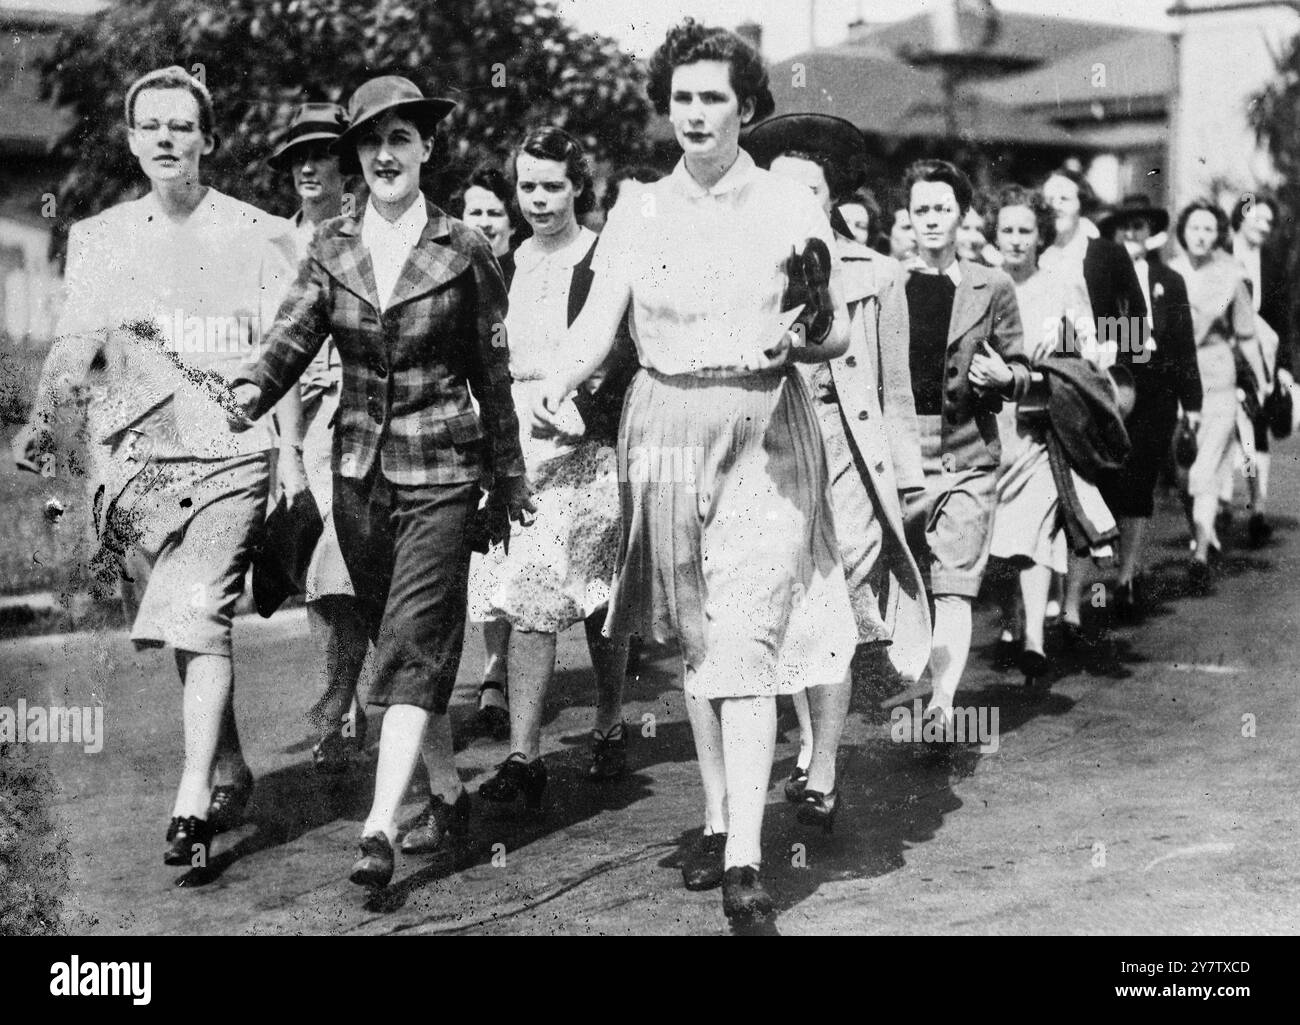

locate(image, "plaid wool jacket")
[[239, 198, 524, 486]]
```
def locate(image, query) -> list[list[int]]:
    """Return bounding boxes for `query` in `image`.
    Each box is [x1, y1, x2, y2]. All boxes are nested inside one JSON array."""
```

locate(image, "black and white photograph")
[[0, 0, 1296, 964]]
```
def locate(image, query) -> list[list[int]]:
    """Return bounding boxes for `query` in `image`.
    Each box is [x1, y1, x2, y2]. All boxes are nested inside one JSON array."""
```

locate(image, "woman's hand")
[[741, 329, 795, 372], [227, 382, 262, 432], [495, 474, 537, 527], [968, 340, 1013, 392], [532, 376, 572, 439]]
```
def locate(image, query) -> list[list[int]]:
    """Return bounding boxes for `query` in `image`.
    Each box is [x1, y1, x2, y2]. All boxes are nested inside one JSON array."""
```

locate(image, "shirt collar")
[[363, 193, 428, 239], [513, 226, 595, 272], [669, 149, 760, 199], [904, 254, 963, 285]]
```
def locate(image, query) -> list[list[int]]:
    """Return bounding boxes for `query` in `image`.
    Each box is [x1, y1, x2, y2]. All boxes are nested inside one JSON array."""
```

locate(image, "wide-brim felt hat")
[[742, 112, 867, 171], [267, 102, 350, 170], [333, 76, 456, 175], [1097, 194, 1171, 237]]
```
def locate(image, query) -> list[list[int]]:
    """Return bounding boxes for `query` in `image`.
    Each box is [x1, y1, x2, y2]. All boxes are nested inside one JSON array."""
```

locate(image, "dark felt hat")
[[742, 113, 866, 171], [1097, 194, 1170, 237], [267, 102, 350, 170], [333, 76, 456, 175]]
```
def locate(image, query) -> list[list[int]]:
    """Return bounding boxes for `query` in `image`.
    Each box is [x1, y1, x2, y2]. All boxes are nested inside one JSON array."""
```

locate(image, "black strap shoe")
[[722, 865, 774, 923], [207, 774, 254, 834], [163, 816, 214, 867], [399, 790, 471, 855], [682, 831, 727, 891], [478, 752, 547, 812], [586, 721, 628, 782], [350, 832, 394, 888]]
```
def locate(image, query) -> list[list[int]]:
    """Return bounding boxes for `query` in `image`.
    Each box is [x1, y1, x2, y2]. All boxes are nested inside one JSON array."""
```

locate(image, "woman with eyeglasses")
[[13, 66, 297, 871]]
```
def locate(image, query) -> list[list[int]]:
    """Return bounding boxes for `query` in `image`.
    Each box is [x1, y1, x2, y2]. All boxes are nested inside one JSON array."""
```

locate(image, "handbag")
[[1266, 378, 1293, 439]]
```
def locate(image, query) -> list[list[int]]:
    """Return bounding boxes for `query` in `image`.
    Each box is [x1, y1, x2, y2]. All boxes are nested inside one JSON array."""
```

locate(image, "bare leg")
[[1062, 553, 1090, 626], [1192, 494, 1219, 562], [684, 682, 728, 836], [1019, 563, 1053, 657], [719, 695, 777, 869], [1116, 517, 1147, 586], [172, 651, 233, 819], [362, 704, 428, 843], [584, 611, 629, 734], [925, 594, 973, 718], [480, 618, 510, 711], [790, 690, 814, 773], [504, 628, 557, 761], [307, 595, 369, 735], [804, 671, 849, 794], [419, 712, 462, 801]]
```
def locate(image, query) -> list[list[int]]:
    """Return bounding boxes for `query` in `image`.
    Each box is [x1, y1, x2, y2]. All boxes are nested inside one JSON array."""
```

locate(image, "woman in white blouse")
[[534, 20, 857, 924], [468, 127, 631, 819]]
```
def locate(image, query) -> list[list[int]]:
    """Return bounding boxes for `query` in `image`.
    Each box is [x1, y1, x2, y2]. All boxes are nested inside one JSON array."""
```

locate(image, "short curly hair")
[[514, 125, 595, 217], [1176, 198, 1230, 252], [646, 18, 775, 122], [1042, 166, 1101, 220], [989, 184, 1057, 253], [451, 163, 519, 230], [903, 159, 974, 217]]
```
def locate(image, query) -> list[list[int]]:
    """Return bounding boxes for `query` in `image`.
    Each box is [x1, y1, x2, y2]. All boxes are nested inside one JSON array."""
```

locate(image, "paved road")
[[4, 451, 1299, 935]]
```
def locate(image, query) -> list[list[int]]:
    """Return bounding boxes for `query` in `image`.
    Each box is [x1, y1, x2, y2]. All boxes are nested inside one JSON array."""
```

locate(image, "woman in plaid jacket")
[[231, 76, 532, 891]]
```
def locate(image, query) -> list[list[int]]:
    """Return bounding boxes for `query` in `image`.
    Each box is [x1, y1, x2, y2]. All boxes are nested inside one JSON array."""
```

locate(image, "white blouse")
[[592, 149, 840, 375]]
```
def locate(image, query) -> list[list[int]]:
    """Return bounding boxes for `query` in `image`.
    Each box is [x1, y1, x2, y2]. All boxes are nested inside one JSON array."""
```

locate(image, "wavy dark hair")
[[1176, 198, 1231, 252], [1042, 165, 1101, 220], [989, 184, 1057, 252], [451, 163, 519, 230], [513, 125, 595, 217], [902, 159, 974, 217], [646, 18, 775, 121], [602, 164, 664, 215], [1229, 191, 1280, 232]]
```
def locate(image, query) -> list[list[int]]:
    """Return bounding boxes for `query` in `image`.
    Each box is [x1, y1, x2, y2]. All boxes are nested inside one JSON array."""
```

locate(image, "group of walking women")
[[15, 17, 1289, 927]]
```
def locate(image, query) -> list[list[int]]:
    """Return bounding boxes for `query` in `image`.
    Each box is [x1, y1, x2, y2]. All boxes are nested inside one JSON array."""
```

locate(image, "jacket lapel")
[[317, 215, 380, 311], [947, 265, 991, 348], [386, 200, 471, 311]]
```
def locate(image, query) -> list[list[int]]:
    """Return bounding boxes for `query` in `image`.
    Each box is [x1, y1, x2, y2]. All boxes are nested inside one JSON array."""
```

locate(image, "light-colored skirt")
[[301, 380, 354, 600], [604, 367, 857, 699], [992, 432, 1068, 573]]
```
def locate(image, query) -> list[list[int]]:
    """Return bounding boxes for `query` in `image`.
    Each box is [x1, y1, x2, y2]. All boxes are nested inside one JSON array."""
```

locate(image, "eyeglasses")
[[133, 120, 200, 136]]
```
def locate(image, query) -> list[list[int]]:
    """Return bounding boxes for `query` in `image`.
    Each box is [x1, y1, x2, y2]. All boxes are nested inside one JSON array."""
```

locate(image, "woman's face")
[[889, 208, 917, 260], [291, 144, 345, 207], [669, 60, 754, 164], [908, 181, 962, 259], [1043, 174, 1081, 237], [463, 184, 513, 255], [1118, 216, 1152, 259], [995, 204, 1040, 272], [128, 87, 213, 187], [957, 207, 987, 261], [515, 153, 580, 239], [1183, 209, 1221, 258], [768, 154, 831, 216], [838, 202, 871, 245], [355, 112, 432, 209]]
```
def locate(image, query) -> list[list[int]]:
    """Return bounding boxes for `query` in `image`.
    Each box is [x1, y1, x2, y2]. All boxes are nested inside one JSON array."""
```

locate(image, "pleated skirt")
[[604, 366, 858, 699]]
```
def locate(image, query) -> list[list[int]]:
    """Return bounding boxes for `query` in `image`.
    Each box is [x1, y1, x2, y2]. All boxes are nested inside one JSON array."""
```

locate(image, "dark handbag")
[[252, 486, 323, 618], [781, 238, 834, 344], [1173, 414, 1198, 469], [1266, 380, 1293, 438], [1233, 347, 1263, 423]]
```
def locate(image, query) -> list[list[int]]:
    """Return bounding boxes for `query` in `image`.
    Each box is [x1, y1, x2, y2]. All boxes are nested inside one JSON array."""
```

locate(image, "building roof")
[[862, 9, 1137, 67], [969, 29, 1175, 113], [766, 48, 1084, 147]]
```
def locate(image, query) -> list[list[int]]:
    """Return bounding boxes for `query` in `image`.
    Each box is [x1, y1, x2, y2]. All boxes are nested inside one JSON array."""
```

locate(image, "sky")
[[555, 0, 1181, 59]]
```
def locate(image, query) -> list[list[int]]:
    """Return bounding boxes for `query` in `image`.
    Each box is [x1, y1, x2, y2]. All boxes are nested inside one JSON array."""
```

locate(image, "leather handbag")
[[1173, 414, 1198, 469]]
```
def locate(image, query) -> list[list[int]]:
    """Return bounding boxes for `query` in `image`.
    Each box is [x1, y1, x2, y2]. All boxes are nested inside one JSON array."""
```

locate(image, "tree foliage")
[[40, 0, 651, 254]]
